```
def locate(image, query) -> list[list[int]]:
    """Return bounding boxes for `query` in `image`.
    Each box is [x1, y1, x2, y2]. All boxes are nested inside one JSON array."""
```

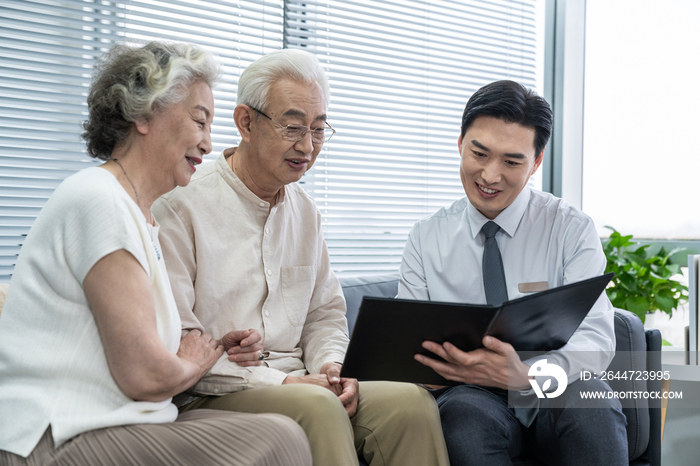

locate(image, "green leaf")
[[655, 291, 675, 314], [666, 247, 688, 259], [610, 233, 634, 248], [601, 228, 688, 316], [649, 271, 670, 282], [626, 296, 650, 315], [632, 244, 651, 256]]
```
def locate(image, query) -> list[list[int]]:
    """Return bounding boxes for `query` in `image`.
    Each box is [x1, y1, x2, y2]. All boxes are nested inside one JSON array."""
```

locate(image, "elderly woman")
[[0, 41, 312, 466]]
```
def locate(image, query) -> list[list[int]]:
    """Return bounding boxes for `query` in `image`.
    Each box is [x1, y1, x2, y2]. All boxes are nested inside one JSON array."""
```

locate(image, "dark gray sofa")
[[339, 273, 662, 466]]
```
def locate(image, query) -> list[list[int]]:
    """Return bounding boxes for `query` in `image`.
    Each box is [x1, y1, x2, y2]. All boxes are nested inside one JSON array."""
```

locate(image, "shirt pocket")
[[280, 266, 316, 327]]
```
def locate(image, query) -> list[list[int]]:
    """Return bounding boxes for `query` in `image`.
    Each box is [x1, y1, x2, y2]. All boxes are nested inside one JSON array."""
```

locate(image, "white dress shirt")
[[397, 186, 615, 382], [152, 152, 349, 395]]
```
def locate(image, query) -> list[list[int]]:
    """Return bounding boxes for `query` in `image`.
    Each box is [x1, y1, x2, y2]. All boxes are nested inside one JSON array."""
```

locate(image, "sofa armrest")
[[643, 328, 662, 466]]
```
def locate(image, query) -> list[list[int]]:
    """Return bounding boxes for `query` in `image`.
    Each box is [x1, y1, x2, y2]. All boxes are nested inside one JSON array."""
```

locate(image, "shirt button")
[[266, 269, 272, 276], [265, 228, 270, 235], [259, 201, 266, 207], [264, 310, 270, 317], [214, 388, 219, 394]]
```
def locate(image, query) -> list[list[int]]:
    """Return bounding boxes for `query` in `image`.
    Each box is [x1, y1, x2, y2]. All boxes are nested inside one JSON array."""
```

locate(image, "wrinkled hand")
[[337, 377, 359, 417], [178, 329, 224, 377], [282, 373, 343, 396], [415, 336, 531, 390], [320, 362, 342, 385], [321, 362, 359, 417], [220, 328, 264, 367], [282, 363, 359, 417]]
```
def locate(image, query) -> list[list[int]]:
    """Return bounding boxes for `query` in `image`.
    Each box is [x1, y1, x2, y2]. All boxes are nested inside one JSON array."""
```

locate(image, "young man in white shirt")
[[398, 80, 628, 465]]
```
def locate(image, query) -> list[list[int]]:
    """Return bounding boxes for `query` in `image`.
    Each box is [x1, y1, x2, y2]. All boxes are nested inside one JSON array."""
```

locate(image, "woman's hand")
[[220, 328, 264, 367], [178, 329, 224, 377]]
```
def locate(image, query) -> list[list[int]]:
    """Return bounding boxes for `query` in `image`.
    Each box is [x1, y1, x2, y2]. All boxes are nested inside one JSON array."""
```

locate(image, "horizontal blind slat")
[[0, 0, 541, 282], [0, 0, 284, 282], [288, 0, 540, 273]]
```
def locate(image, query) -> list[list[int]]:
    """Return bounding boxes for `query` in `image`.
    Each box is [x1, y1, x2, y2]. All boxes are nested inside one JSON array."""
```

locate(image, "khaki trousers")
[[181, 381, 450, 466], [0, 409, 312, 466]]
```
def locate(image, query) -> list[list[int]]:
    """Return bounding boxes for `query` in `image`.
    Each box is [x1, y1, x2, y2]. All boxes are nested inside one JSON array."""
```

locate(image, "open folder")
[[339, 273, 614, 385]]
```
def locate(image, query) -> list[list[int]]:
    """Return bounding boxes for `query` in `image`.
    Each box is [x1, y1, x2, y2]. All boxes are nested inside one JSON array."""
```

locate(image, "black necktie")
[[482, 221, 508, 305]]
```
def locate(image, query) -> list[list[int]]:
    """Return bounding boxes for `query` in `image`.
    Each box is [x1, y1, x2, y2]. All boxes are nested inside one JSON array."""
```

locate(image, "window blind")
[[286, 0, 541, 276], [0, 0, 284, 283], [0, 0, 541, 283]]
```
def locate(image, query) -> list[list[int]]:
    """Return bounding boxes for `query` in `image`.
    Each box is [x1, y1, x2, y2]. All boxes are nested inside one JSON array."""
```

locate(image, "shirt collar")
[[467, 186, 532, 239], [216, 149, 286, 207]]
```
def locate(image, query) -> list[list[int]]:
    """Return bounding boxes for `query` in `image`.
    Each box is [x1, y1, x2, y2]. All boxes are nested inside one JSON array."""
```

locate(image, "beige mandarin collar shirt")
[[152, 151, 349, 395]]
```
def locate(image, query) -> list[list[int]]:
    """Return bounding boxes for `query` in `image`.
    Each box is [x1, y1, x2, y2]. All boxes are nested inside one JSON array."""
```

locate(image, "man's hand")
[[281, 373, 343, 396], [219, 328, 264, 367], [415, 336, 531, 390], [282, 362, 359, 416], [337, 377, 359, 417], [320, 362, 359, 417], [319, 362, 342, 385]]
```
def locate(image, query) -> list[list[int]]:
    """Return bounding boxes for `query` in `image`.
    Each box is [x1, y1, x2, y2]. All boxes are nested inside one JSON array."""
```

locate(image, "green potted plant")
[[602, 227, 688, 325]]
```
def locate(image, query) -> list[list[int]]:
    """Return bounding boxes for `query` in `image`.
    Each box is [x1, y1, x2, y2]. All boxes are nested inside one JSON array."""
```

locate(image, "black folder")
[[339, 273, 614, 385]]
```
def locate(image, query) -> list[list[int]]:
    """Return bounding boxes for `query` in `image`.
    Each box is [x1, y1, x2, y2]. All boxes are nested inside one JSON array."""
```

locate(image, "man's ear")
[[234, 105, 255, 143], [532, 148, 545, 175], [457, 134, 464, 152]]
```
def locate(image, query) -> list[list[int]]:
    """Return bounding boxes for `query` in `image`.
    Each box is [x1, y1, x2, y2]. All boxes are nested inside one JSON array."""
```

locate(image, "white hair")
[[237, 48, 330, 111]]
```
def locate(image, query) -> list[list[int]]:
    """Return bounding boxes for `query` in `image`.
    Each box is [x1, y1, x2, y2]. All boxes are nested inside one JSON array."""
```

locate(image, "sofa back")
[[340, 274, 399, 336]]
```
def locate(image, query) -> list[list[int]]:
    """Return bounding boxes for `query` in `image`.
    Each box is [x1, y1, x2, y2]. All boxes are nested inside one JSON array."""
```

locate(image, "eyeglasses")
[[250, 107, 336, 144]]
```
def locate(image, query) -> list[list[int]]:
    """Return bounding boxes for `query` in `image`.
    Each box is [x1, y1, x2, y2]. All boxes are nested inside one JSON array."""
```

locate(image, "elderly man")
[[152, 49, 448, 466], [399, 80, 628, 465]]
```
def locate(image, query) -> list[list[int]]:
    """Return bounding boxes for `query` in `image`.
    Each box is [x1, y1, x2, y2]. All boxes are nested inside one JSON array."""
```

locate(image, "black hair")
[[460, 80, 552, 157]]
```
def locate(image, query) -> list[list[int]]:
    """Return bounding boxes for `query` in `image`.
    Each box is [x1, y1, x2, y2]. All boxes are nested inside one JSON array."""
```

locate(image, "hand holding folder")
[[339, 273, 614, 385]]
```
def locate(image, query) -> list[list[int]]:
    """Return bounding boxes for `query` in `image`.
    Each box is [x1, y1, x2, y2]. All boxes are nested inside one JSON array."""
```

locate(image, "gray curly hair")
[[82, 41, 221, 160]]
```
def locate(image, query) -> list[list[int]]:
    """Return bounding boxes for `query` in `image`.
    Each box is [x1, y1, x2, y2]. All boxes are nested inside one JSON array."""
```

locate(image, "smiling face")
[[459, 116, 543, 219], [145, 80, 214, 190], [245, 78, 327, 191]]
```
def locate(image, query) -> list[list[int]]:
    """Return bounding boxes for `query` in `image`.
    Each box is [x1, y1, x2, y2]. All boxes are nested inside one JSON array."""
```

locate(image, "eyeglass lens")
[[282, 127, 331, 143]]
